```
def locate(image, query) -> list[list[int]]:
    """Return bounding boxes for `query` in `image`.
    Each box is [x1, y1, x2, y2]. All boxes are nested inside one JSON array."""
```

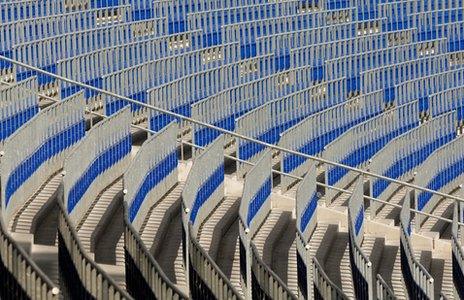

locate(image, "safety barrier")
[[0, 6, 129, 53], [123, 200, 188, 300], [250, 242, 296, 300], [187, 2, 301, 43], [279, 89, 384, 192], [124, 122, 178, 231], [369, 111, 457, 218], [149, 52, 276, 132], [63, 106, 131, 225], [324, 100, 420, 203], [347, 176, 373, 299], [324, 38, 448, 88], [104, 43, 244, 118], [191, 64, 313, 151], [414, 133, 464, 230], [0, 77, 38, 144], [452, 202, 464, 299], [429, 84, 464, 120], [360, 53, 450, 95], [57, 186, 132, 299], [296, 163, 319, 299], [12, 19, 164, 86], [187, 223, 243, 300], [236, 77, 346, 177], [57, 29, 204, 99], [147, 43, 246, 129], [400, 191, 435, 299], [0, 1, 68, 23], [312, 257, 348, 300], [376, 274, 395, 300], [393, 67, 464, 108], [1, 92, 85, 225], [182, 135, 227, 297], [255, 20, 360, 56], [238, 150, 292, 299]]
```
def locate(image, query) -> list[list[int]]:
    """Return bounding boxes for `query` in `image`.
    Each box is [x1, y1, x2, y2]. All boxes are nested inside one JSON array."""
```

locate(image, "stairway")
[[440, 257, 454, 299], [31, 244, 60, 288], [271, 218, 298, 296], [323, 231, 355, 299], [375, 186, 407, 223], [304, 223, 333, 299], [115, 234, 125, 267], [390, 246, 407, 299], [329, 183, 355, 208], [10, 172, 61, 233], [154, 210, 187, 293], [94, 199, 124, 265], [375, 244, 407, 300], [198, 196, 240, 258], [139, 183, 184, 252], [420, 198, 454, 236], [76, 179, 123, 255], [215, 218, 243, 297], [253, 209, 282, 263]]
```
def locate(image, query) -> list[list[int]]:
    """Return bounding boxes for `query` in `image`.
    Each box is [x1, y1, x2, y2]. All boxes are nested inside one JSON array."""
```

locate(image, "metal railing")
[[2, 55, 464, 210], [400, 221, 434, 299], [57, 185, 132, 299], [188, 224, 243, 300], [312, 257, 348, 300], [249, 242, 297, 300], [451, 228, 464, 299], [348, 233, 372, 299], [0, 213, 59, 299], [1, 56, 463, 232], [123, 201, 188, 300], [376, 274, 396, 300]]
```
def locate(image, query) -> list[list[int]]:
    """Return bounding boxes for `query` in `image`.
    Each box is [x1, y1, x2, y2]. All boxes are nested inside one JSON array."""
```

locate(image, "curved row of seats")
[[3, 0, 464, 299]]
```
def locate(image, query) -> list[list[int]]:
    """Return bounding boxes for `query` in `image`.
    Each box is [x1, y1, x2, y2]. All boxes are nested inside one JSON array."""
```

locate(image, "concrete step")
[[10, 172, 61, 234], [215, 218, 243, 298], [77, 179, 123, 255], [98, 263, 126, 291], [252, 210, 284, 262], [420, 198, 454, 237], [439, 257, 454, 299], [322, 230, 354, 299], [270, 217, 297, 296], [390, 246, 407, 299], [30, 244, 59, 288], [374, 186, 407, 222], [154, 210, 187, 292], [139, 183, 184, 253], [198, 196, 240, 259]]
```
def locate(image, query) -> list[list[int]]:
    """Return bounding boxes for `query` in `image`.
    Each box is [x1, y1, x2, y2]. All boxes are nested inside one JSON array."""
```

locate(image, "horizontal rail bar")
[[1, 55, 463, 205], [2, 58, 464, 228]]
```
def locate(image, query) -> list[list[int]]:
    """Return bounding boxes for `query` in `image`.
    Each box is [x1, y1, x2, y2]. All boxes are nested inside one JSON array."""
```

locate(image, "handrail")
[[312, 256, 348, 299], [188, 223, 244, 299], [451, 233, 464, 265], [376, 274, 396, 300], [56, 186, 132, 299], [250, 241, 297, 300], [400, 222, 434, 297], [1, 77, 463, 229], [400, 222, 434, 281], [122, 201, 188, 299], [0, 212, 59, 298], [2, 55, 464, 207]]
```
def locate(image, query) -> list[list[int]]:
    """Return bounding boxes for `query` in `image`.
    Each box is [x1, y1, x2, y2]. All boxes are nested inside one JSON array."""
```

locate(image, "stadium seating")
[[2, 0, 464, 299]]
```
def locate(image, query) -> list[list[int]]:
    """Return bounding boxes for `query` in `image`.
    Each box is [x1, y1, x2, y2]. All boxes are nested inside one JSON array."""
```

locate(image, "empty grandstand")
[[2, 0, 464, 299]]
